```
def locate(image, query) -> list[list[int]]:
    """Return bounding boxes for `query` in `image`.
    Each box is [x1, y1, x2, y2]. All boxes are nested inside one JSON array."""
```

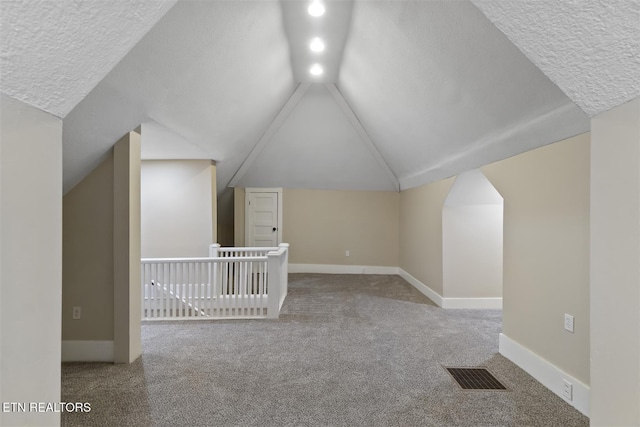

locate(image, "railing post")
[[209, 243, 221, 257], [209, 244, 220, 309], [141, 264, 146, 320], [207, 243, 220, 308], [267, 251, 281, 319], [278, 243, 289, 309], [279, 243, 289, 273]]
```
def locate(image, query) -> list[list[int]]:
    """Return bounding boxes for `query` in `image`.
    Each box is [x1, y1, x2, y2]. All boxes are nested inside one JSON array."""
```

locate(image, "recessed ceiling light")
[[310, 64, 323, 76], [308, 0, 325, 17], [310, 37, 325, 52]]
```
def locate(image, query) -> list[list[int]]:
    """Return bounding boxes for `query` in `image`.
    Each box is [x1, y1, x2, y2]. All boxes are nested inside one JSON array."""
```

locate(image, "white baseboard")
[[399, 269, 502, 309], [288, 264, 399, 275], [62, 340, 114, 362], [398, 269, 443, 307], [442, 297, 503, 310], [499, 333, 589, 417]]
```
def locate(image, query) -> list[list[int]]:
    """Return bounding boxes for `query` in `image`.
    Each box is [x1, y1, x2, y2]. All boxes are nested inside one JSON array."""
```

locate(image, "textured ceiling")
[[472, 0, 640, 117], [338, 0, 589, 188], [1, 0, 636, 199], [0, 0, 176, 118]]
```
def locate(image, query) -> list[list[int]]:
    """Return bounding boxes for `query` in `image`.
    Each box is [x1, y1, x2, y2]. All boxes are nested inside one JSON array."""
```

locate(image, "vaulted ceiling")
[[1, 0, 638, 196]]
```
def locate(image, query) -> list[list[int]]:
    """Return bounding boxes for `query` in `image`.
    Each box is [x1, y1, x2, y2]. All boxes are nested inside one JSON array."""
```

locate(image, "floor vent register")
[[445, 367, 507, 391]]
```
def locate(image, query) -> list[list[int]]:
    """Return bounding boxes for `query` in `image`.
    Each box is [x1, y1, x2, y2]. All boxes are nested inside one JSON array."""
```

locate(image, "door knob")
[[272, 227, 277, 232]]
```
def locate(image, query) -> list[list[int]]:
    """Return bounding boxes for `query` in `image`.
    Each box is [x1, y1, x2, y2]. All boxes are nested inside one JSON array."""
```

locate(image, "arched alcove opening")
[[443, 169, 503, 309]]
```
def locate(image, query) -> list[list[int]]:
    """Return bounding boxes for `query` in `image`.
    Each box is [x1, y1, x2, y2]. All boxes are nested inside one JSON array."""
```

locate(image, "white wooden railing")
[[141, 243, 289, 320]]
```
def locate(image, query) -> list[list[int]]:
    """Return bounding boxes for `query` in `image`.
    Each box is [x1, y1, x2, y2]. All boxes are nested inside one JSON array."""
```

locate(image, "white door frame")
[[245, 188, 283, 246]]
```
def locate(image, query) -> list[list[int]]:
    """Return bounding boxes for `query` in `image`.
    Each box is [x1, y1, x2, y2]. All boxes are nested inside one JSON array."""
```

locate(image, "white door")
[[245, 189, 281, 247]]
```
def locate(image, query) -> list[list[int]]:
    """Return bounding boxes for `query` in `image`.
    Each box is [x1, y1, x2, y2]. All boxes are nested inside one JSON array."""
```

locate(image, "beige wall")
[[113, 132, 142, 364], [282, 189, 399, 266], [63, 132, 144, 364], [399, 178, 455, 295], [63, 150, 115, 341], [1, 95, 63, 426], [398, 133, 590, 385], [590, 97, 640, 425], [141, 160, 214, 258], [482, 132, 590, 385]]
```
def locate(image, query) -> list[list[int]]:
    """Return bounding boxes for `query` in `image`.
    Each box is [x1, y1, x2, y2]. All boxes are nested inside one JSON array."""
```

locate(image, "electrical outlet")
[[564, 314, 574, 333], [345, 250, 350, 257], [563, 379, 573, 401], [72, 306, 81, 320]]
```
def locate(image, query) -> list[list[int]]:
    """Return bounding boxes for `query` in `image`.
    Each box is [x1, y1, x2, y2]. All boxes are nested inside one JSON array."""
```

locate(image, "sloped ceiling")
[[0, 0, 176, 118], [472, 0, 640, 117], [337, 0, 589, 188], [236, 83, 398, 191], [140, 121, 211, 160], [61, 0, 295, 192], [281, 0, 353, 82], [0, 1, 636, 197]]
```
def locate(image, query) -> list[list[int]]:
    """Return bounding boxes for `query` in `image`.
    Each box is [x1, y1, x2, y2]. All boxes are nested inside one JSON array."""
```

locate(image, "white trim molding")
[[62, 340, 114, 362], [442, 297, 502, 310], [399, 269, 443, 307], [289, 264, 399, 275], [399, 269, 502, 309], [499, 333, 589, 417]]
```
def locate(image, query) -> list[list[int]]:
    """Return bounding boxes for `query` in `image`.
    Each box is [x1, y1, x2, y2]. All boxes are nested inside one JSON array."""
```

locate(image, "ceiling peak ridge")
[[226, 82, 311, 188], [279, 0, 354, 83], [233, 82, 399, 192], [326, 83, 400, 192]]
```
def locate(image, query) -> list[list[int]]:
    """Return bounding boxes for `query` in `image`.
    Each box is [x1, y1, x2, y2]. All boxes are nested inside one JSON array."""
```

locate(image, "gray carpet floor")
[[62, 273, 588, 427]]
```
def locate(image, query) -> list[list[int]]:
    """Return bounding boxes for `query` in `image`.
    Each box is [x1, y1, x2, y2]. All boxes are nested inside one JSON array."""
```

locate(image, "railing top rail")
[[267, 247, 287, 257], [217, 246, 278, 252], [141, 256, 267, 264]]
